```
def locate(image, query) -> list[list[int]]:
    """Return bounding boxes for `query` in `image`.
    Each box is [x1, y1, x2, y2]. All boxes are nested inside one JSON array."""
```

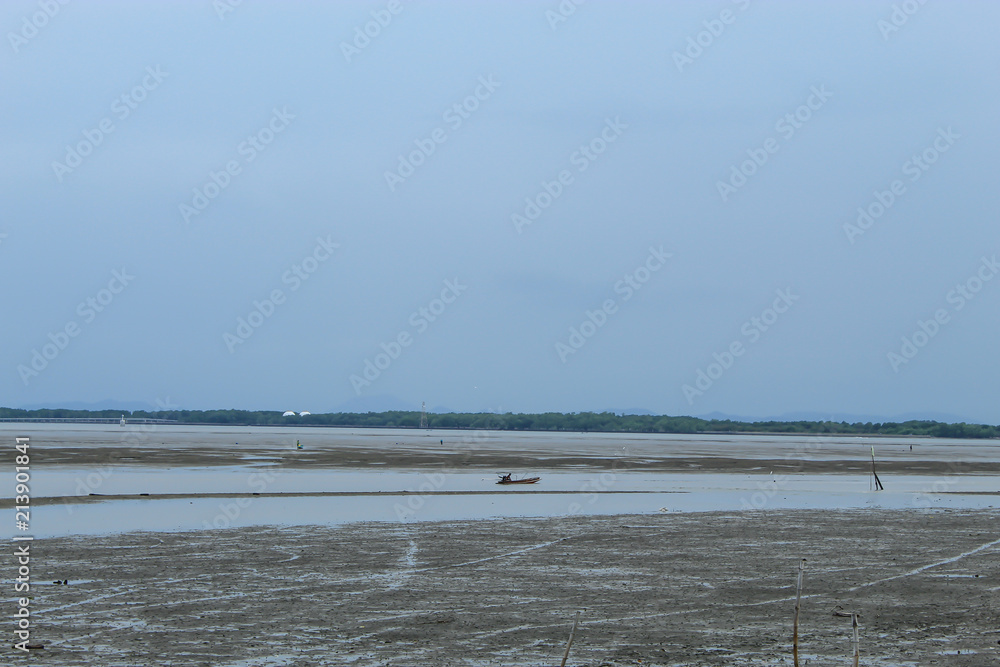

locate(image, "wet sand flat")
[[7, 424, 1000, 665], [6, 423, 1000, 474], [26, 509, 1000, 666]]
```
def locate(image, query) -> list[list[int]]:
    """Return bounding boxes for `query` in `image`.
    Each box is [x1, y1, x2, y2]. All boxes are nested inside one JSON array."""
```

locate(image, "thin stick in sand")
[[793, 558, 805, 667], [560, 610, 580, 667], [852, 612, 860, 667]]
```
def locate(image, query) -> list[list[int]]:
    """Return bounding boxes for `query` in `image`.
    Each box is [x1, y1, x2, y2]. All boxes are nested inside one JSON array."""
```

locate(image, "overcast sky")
[[2, 0, 998, 423]]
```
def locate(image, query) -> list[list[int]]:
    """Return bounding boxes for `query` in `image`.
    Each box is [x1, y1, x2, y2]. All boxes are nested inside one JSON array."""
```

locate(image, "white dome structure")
[[282, 411, 296, 417], [299, 411, 311, 416]]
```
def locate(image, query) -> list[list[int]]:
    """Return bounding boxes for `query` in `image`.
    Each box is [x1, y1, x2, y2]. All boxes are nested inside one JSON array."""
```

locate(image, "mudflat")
[[11, 423, 1000, 474], [26, 509, 1000, 666]]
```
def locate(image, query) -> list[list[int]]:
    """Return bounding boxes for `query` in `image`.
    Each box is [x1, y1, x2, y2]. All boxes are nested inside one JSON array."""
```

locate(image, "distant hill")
[[18, 399, 161, 412], [21, 399, 980, 427], [699, 410, 977, 425], [330, 395, 419, 413]]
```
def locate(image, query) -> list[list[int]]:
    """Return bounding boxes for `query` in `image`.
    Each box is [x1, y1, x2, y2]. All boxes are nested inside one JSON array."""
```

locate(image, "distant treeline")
[[1, 407, 998, 439]]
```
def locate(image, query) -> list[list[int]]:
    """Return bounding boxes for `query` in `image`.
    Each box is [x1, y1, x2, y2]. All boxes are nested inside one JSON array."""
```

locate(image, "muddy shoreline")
[[9, 426, 1000, 664], [11, 423, 999, 474], [27, 445, 1000, 475], [22, 509, 1000, 666], [0, 489, 680, 510]]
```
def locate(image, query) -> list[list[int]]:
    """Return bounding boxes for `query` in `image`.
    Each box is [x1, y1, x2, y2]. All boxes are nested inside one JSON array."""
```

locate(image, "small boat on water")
[[496, 473, 540, 485]]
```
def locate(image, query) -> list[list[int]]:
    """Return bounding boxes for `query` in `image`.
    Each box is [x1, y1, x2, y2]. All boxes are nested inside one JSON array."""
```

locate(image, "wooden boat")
[[496, 473, 540, 485]]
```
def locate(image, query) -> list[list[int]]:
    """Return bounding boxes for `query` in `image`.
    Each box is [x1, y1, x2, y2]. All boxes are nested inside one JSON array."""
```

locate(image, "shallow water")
[[3, 423, 997, 537], [14, 466, 1000, 496], [6, 468, 997, 537]]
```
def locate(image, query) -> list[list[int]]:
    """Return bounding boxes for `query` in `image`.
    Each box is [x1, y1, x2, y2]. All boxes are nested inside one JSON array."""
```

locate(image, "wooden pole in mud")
[[560, 611, 580, 667], [870, 446, 884, 491], [852, 612, 860, 667], [793, 558, 805, 667]]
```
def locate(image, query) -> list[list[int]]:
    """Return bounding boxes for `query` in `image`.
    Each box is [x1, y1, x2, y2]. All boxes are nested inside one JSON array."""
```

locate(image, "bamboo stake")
[[793, 558, 805, 667], [560, 610, 580, 667], [852, 613, 860, 667]]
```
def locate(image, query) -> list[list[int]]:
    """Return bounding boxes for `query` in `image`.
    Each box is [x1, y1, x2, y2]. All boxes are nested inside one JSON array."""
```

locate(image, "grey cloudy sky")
[[3, 0, 998, 423]]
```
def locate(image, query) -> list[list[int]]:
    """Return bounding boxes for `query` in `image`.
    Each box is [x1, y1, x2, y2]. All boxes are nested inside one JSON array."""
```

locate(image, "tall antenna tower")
[[420, 401, 427, 429]]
